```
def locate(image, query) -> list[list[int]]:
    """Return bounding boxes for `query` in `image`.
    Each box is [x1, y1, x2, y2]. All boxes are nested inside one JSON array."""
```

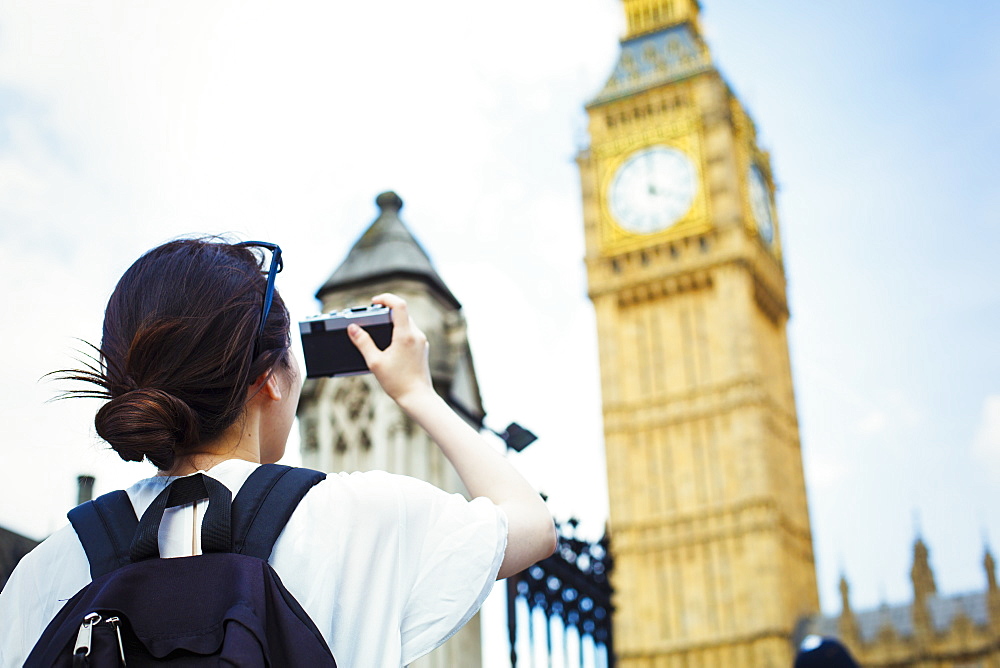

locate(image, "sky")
[[1, 0, 999, 657]]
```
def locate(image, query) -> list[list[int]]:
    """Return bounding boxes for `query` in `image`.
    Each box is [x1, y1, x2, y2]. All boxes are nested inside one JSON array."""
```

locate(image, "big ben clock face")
[[747, 164, 775, 244], [608, 146, 698, 234]]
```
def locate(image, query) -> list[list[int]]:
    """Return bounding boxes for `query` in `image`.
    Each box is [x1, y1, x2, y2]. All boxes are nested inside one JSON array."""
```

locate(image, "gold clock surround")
[[595, 120, 710, 256]]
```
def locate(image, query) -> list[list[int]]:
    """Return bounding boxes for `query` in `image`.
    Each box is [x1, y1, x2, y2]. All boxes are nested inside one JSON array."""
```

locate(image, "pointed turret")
[[838, 574, 861, 648], [910, 536, 937, 643], [317, 192, 460, 309], [985, 543, 1000, 631], [911, 537, 938, 598]]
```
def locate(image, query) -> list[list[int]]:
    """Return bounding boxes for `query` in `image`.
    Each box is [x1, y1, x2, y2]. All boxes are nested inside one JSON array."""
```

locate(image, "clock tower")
[[579, 2, 818, 665]]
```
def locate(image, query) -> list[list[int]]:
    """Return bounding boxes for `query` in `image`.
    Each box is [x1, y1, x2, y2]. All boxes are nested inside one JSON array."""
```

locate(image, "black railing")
[[506, 519, 614, 667]]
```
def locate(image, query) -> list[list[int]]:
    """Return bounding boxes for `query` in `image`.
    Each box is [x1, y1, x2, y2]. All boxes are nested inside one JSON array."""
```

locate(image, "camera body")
[[299, 305, 393, 378]]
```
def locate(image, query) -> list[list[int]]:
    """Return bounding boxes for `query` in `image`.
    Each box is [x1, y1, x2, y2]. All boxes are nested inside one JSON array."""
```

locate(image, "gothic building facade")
[[296, 191, 487, 668], [805, 538, 1000, 666]]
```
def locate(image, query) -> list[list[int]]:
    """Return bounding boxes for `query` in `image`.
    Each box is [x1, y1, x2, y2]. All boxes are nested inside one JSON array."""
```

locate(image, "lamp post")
[[487, 422, 538, 453]]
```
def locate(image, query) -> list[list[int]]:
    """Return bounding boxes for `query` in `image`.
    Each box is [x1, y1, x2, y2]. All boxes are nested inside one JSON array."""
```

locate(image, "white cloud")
[[852, 391, 924, 443], [857, 409, 888, 436], [2, 0, 999, 641], [0, 0, 623, 542], [804, 444, 851, 491], [886, 389, 924, 429], [972, 395, 1000, 481]]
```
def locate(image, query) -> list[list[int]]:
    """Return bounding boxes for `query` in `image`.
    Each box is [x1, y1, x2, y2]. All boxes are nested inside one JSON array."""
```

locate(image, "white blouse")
[[0, 459, 507, 667]]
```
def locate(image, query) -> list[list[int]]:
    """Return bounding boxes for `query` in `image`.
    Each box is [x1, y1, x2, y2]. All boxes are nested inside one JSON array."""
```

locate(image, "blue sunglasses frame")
[[234, 241, 283, 355]]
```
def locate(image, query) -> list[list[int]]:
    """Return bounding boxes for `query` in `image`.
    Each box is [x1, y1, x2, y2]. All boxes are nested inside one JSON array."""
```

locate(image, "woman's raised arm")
[[347, 293, 557, 579]]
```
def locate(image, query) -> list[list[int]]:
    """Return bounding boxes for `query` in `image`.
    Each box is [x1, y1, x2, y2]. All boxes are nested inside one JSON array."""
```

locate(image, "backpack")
[[24, 464, 338, 667]]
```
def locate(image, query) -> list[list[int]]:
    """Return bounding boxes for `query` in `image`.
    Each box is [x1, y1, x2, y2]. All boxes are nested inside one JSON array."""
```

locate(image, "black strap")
[[231, 464, 327, 560], [68, 490, 139, 579], [68, 465, 326, 574], [130, 473, 233, 562]]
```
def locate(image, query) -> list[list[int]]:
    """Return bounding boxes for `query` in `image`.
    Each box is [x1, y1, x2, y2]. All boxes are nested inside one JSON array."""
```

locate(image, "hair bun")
[[95, 388, 200, 470]]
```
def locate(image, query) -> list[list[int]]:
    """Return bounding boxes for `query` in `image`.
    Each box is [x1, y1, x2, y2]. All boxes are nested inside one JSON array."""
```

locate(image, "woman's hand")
[[347, 294, 434, 405]]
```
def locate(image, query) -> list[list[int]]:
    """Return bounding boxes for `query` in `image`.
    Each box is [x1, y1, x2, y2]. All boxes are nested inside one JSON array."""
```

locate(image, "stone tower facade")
[[296, 191, 487, 668], [577, 1, 817, 665]]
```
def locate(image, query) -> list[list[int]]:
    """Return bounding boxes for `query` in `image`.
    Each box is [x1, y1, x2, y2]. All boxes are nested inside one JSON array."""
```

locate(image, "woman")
[[0, 238, 556, 666]]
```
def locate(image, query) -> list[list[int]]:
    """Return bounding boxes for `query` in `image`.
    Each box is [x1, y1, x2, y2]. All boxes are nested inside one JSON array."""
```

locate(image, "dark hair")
[[60, 238, 291, 470]]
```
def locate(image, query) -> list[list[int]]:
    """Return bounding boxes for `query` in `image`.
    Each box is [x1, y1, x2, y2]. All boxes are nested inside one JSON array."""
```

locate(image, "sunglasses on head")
[[234, 241, 283, 356]]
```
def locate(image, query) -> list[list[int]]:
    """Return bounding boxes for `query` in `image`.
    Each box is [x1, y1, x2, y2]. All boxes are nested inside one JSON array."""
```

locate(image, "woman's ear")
[[249, 371, 283, 402]]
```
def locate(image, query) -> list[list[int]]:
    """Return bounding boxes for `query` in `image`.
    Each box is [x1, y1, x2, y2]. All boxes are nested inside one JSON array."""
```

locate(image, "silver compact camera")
[[299, 305, 393, 378]]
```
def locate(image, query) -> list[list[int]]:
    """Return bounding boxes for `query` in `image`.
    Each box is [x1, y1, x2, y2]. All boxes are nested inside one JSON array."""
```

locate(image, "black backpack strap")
[[68, 465, 326, 574], [67, 490, 139, 579], [130, 473, 234, 562], [231, 464, 327, 560]]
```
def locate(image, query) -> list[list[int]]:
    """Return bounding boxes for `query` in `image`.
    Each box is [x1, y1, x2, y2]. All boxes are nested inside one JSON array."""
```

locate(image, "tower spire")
[[620, 0, 702, 39], [911, 536, 938, 598], [910, 536, 937, 644], [590, 0, 712, 108], [838, 574, 861, 647], [985, 543, 1000, 632], [317, 191, 460, 309]]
